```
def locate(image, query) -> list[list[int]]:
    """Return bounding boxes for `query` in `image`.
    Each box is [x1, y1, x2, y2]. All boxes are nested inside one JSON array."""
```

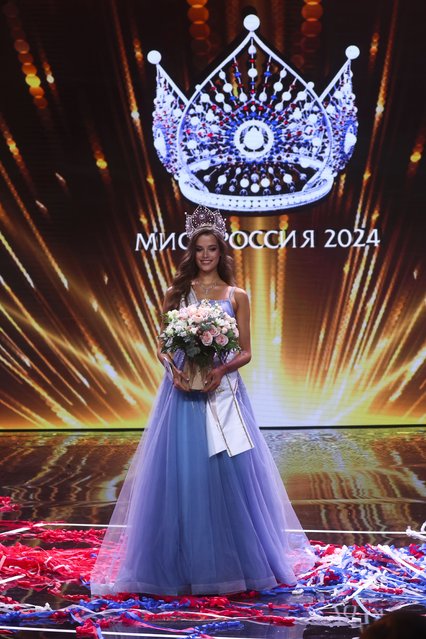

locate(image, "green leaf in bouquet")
[[186, 346, 200, 357]]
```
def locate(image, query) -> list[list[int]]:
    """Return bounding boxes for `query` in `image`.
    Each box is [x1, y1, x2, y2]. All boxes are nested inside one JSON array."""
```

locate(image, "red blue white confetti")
[[0, 497, 425, 637]]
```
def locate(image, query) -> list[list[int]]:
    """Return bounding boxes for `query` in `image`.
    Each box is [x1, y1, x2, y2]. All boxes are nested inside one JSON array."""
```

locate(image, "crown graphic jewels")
[[148, 14, 359, 213], [185, 205, 226, 239]]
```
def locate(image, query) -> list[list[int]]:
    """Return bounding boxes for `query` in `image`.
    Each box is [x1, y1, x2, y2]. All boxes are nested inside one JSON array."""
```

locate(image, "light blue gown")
[[91, 292, 314, 596]]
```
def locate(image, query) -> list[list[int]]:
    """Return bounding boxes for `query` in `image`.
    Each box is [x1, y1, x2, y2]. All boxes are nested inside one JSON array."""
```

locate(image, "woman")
[[91, 206, 314, 597]]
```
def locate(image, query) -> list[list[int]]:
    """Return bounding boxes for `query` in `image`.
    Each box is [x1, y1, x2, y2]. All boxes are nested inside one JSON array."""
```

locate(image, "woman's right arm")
[[156, 287, 173, 366], [156, 288, 190, 391]]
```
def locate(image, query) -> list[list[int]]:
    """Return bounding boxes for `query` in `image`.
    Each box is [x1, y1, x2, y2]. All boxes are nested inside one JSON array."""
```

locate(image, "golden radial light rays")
[[0, 0, 425, 428], [0, 228, 35, 288], [354, 2, 399, 232], [244, 231, 425, 426], [0, 271, 160, 428], [0, 161, 68, 290], [0, 115, 37, 193]]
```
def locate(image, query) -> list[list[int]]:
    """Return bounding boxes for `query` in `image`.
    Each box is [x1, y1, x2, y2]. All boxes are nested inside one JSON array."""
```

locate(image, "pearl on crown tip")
[[345, 45, 360, 60], [147, 50, 162, 64], [243, 14, 260, 31]]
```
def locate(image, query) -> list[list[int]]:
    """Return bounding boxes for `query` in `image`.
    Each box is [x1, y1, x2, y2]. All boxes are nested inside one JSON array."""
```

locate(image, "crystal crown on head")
[[185, 205, 226, 239], [148, 14, 360, 214]]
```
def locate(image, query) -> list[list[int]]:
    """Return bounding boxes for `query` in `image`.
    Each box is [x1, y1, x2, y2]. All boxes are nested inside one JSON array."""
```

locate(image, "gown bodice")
[[209, 298, 234, 317], [187, 286, 236, 319]]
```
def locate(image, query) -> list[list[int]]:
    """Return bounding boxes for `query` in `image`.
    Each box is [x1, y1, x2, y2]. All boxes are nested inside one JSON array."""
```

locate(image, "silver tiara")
[[185, 205, 227, 239]]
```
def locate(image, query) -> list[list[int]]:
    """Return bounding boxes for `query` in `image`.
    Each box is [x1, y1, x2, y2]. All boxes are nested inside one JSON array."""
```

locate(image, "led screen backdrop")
[[0, 0, 424, 429]]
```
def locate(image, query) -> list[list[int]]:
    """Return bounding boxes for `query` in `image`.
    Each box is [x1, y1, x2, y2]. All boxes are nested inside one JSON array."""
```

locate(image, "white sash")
[[184, 287, 254, 458], [206, 371, 254, 457]]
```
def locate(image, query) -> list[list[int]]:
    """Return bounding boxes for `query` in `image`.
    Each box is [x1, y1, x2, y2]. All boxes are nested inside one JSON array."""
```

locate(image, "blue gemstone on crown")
[[148, 15, 359, 214]]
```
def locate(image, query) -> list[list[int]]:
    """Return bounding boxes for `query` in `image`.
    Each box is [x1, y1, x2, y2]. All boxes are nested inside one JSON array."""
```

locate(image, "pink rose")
[[201, 331, 213, 346], [192, 313, 204, 323], [209, 326, 220, 337], [215, 333, 229, 346]]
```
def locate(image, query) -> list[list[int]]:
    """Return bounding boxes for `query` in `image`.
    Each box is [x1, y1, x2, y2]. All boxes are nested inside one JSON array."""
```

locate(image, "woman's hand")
[[203, 366, 226, 393], [170, 362, 191, 392], [172, 366, 191, 392], [162, 356, 191, 392]]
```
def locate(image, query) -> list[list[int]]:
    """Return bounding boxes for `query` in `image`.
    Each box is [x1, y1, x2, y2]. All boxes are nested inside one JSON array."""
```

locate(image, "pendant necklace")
[[194, 279, 218, 297]]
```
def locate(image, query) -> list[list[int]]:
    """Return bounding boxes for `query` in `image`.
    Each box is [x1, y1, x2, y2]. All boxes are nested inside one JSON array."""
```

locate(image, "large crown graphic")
[[148, 14, 359, 213]]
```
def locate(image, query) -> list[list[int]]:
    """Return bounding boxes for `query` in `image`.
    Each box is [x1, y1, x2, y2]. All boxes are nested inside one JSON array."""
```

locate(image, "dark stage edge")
[[0, 426, 425, 639]]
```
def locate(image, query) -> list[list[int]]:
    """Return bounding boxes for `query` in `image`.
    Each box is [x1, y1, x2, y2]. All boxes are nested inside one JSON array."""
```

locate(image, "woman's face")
[[194, 233, 221, 276]]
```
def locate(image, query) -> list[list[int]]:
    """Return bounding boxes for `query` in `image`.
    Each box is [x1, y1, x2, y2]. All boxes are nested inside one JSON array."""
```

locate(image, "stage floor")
[[0, 426, 425, 638]]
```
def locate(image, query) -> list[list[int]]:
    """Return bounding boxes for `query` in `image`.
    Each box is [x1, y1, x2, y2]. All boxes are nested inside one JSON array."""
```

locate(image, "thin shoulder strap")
[[229, 286, 236, 301], [187, 286, 198, 305]]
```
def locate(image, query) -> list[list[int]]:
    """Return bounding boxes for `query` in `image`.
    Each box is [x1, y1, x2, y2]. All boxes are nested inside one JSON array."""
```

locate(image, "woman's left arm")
[[203, 288, 252, 392]]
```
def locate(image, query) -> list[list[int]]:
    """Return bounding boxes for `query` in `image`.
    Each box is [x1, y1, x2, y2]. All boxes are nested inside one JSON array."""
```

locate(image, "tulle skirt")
[[91, 373, 315, 596]]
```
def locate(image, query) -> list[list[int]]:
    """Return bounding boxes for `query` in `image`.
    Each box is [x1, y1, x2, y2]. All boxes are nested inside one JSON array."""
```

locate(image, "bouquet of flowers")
[[160, 300, 240, 389]]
